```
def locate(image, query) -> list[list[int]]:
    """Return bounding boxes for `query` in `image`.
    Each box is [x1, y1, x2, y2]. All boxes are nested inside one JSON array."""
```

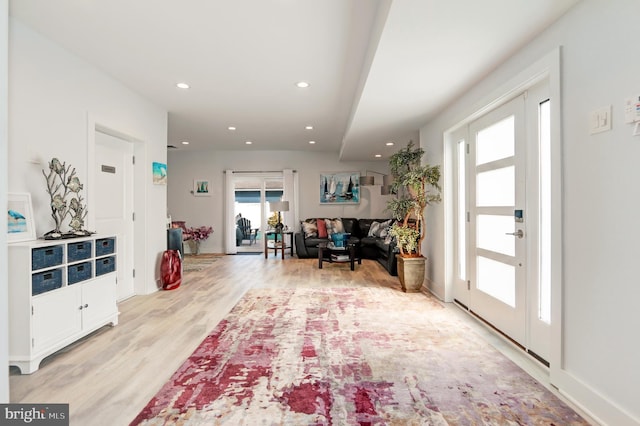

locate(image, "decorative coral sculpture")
[[42, 157, 92, 239]]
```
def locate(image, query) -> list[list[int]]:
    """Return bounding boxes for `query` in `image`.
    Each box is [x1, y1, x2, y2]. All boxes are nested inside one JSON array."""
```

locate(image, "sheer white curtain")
[[223, 170, 237, 254], [283, 169, 298, 232]]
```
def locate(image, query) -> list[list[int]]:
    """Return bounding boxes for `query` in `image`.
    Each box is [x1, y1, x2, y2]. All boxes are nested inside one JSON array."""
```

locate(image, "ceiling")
[[9, 0, 580, 162]]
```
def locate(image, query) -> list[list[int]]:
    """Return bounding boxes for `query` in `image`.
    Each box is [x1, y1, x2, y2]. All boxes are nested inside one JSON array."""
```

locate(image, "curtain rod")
[[228, 170, 297, 174]]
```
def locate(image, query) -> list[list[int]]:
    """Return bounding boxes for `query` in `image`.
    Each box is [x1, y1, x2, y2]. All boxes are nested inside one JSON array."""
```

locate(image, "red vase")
[[161, 250, 182, 290]]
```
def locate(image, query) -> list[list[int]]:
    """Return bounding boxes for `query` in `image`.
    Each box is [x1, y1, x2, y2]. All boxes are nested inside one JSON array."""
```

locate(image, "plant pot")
[[187, 239, 200, 255], [396, 254, 426, 293]]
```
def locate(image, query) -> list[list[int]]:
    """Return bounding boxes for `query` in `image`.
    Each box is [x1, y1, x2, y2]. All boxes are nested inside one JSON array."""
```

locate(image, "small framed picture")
[[193, 179, 211, 196], [7, 192, 37, 242], [152, 162, 167, 185]]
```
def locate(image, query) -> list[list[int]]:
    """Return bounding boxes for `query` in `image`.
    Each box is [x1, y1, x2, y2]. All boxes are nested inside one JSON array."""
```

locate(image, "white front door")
[[468, 94, 527, 345], [94, 131, 135, 301]]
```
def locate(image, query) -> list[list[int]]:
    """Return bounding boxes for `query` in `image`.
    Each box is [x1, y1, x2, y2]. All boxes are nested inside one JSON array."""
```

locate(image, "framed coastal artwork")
[[7, 193, 36, 242], [319, 172, 360, 204], [193, 179, 211, 196], [152, 162, 167, 185]]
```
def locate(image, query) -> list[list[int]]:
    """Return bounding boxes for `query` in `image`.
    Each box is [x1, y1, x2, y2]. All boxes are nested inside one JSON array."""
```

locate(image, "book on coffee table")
[[331, 254, 350, 262]]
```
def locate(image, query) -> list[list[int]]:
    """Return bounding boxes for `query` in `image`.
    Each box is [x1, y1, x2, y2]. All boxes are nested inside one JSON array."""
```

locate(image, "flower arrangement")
[[184, 226, 213, 242]]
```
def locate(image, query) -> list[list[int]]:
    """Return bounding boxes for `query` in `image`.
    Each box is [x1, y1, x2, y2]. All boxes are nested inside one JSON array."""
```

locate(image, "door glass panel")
[[476, 115, 514, 165], [477, 256, 515, 307], [457, 140, 467, 280], [476, 166, 514, 206], [539, 99, 551, 323], [477, 214, 514, 256]]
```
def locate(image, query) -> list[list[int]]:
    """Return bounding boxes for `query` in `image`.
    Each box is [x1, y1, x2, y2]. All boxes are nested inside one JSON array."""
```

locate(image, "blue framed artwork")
[[7, 192, 36, 242], [152, 162, 167, 185], [319, 172, 360, 204]]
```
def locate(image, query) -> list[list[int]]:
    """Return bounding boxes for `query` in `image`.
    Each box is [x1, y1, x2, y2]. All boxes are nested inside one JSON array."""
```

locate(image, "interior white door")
[[94, 131, 134, 301], [468, 94, 527, 346]]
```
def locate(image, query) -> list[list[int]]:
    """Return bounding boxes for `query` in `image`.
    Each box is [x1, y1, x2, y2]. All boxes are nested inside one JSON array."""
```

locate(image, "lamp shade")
[[269, 201, 289, 212], [359, 176, 375, 186]]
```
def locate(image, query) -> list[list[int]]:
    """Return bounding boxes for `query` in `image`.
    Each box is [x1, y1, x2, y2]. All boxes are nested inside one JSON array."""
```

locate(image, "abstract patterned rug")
[[130, 287, 589, 425]]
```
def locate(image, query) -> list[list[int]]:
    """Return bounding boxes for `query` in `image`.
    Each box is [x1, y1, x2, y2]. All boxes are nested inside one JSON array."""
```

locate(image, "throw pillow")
[[368, 219, 393, 238], [317, 219, 328, 238], [301, 219, 318, 238], [325, 218, 344, 235], [384, 233, 395, 245]]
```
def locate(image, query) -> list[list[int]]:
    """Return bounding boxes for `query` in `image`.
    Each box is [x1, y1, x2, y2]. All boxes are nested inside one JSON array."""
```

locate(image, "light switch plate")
[[590, 105, 612, 135]]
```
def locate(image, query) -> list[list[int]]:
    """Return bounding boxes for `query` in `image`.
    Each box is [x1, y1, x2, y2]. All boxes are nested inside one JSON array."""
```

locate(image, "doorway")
[[234, 177, 284, 253], [452, 79, 551, 364], [94, 130, 135, 301]]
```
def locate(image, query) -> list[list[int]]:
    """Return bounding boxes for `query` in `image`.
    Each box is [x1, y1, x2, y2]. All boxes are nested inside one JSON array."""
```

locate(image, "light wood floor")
[[9, 254, 594, 425]]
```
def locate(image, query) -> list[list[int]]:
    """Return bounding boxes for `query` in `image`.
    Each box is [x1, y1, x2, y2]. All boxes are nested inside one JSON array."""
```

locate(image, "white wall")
[[420, 0, 640, 424], [1, 0, 9, 403], [8, 18, 168, 294], [167, 149, 391, 253]]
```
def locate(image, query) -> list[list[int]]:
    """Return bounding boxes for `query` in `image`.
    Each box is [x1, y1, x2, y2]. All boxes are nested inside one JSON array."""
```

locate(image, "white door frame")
[[444, 48, 562, 378], [86, 113, 147, 298]]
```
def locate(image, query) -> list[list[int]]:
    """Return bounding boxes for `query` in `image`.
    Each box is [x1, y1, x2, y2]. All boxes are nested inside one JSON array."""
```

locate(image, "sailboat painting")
[[319, 172, 360, 204]]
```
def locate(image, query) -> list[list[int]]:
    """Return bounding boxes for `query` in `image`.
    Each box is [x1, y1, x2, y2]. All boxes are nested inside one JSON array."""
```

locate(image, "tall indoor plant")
[[387, 141, 441, 292]]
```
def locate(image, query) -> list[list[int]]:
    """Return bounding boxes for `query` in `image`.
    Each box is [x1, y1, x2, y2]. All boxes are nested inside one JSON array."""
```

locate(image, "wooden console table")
[[264, 231, 294, 259]]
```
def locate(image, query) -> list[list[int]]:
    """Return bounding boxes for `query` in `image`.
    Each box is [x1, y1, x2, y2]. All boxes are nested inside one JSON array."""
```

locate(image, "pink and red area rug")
[[131, 287, 588, 425]]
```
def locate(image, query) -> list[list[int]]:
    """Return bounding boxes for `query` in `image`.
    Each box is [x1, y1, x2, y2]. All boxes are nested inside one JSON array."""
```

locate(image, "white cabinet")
[[8, 235, 119, 374]]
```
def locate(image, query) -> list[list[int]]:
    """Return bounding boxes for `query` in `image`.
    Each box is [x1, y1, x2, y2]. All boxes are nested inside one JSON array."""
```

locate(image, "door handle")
[[505, 229, 524, 239]]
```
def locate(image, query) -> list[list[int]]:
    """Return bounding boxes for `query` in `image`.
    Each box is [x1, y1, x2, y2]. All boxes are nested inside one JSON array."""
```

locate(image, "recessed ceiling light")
[[181, 141, 190, 145], [228, 126, 236, 131], [305, 126, 313, 130], [386, 142, 394, 146], [375, 154, 382, 158], [296, 81, 310, 88], [176, 82, 190, 89], [245, 141, 252, 145], [309, 140, 316, 144]]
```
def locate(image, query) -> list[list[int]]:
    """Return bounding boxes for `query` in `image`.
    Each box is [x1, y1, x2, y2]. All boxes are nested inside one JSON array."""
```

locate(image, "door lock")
[[505, 229, 524, 239]]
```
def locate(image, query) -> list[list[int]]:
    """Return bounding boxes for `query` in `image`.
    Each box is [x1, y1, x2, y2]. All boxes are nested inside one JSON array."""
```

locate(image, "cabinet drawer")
[[32, 268, 63, 295], [31, 246, 63, 270], [96, 256, 116, 276], [95, 238, 116, 256], [68, 261, 93, 285], [68, 241, 93, 262]]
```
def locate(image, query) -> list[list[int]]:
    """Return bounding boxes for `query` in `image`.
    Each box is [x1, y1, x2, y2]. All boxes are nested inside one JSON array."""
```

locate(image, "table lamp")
[[269, 201, 289, 233]]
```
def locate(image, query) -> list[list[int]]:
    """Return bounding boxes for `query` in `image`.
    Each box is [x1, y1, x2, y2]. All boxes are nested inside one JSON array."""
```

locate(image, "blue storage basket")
[[31, 245, 63, 271], [68, 241, 92, 262], [32, 268, 63, 295], [96, 238, 116, 256], [96, 256, 116, 276], [68, 261, 92, 285]]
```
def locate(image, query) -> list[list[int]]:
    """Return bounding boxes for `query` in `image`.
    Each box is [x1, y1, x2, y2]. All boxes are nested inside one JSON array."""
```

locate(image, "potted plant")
[[184, 225, 213, 255], [387, 141, 441, 292]]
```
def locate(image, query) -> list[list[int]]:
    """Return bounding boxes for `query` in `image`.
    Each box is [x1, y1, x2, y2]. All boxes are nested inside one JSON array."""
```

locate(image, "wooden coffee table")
[[317, 241, 361, 271]]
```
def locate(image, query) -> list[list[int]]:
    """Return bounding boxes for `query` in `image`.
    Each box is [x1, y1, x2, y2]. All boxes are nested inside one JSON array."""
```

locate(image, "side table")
[[264, 231, 294, 259]]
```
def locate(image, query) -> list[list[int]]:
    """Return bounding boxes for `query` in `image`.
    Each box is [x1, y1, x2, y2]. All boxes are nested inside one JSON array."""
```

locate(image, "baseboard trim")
[[553, 369, 639, 426]]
